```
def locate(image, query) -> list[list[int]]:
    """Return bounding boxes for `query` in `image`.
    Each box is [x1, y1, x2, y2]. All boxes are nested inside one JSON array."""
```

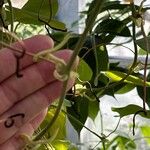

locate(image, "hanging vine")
[[1, 0, 150, 149]]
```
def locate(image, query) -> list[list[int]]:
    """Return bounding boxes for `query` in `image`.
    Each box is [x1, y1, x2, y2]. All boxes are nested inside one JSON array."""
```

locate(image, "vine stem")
[[66, 0, 104, 72], [102, 141, 106, 150], [141, 21, 149, 111], [34, 0, 105, 141], [92, 2, 138, 98], [132, 0, 148, 135]]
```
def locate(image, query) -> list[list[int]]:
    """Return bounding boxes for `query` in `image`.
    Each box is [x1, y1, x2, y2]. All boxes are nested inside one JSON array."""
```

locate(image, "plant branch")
[[94, 2, 138, 97], [132, 0, 148, 135], [34, 0, 105, 141], [141, 20, 149, 111]]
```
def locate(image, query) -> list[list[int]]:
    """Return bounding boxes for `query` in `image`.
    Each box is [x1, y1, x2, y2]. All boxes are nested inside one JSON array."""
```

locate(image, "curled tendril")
[[14, 48, 26, 78], [4, 113, 25, 128], [133, 109, 147, 135], [34, 52, 76, 82], [53, 70, 68, 81]]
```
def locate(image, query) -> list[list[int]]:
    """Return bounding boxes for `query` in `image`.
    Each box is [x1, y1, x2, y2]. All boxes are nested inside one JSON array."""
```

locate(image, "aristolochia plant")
[[1, 0, 150, 149]]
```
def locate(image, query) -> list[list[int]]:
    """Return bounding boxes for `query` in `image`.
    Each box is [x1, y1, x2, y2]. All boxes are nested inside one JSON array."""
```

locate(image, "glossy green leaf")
[[52, 140, 78, 150], [6, 7, 40, 24], [101, 1, 128, 11], [106, 135, 136, 150], [67, 96, 89, 134], [117, 136, 136, 150], [103, 71, 150, 86], [138, 48, 147, 55], [97, 46, 109, 71], [136, 36, 150, 52], [6, 0, 57, 24], [77, 59, 93, 81], [137, 85, 150, 108], [141, 126, 150, 145], [87, 1, 128, 20], [40, 107, 66, 140], [6, 0, 67, 31], [88, 100, 99, 121], [94, 45, 109, 86], [52, 140, 70, 150], [94, 19, 131, 37], [47, 19, 67, 31], [23, 0, 58, 17], [115, 84, 135, 94], [99, 83, 127, 97], [137, 72, 150, 108], [112, 104, 150, 118], [101, 1, 150, 13]]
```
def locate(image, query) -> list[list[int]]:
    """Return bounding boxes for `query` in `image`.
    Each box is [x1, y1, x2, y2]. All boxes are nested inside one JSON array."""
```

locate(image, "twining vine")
[[131, 0, 149, 135], [34, 0, 105, 142]]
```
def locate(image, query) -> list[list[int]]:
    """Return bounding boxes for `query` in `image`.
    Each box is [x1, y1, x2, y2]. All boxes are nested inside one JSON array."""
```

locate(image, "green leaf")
[[87, 1, 128, 21], [48, 19, 67, 31], [141, 126, 150, 145], [97, 46, 109, 71], [106, 135, 136, 150], [137, 72, 150, 108], [6, 0, 67, 31], [40, 107, 66, 140], [77, 59, 93, 81], [6, 0, 57, 24], [100, 1, 150, 13], [52, 140, 78, 150], [6, 7, 42, 24], [67, 96, 89, 134], [23, 0, 58, 17], [52, 140, 70, 150], [94, 19, 131, 37], [137, 86, 150, 108], [100, 83, 127, 97], [138, 48, 147, 55], [88, 100, 99, 121], [103, 71, 150, 86], [136, 36, 150, 52], [117, 136, 136, 149], [101, 1, 128, 12], [94, 45, 109, 86], [115, 84, 135, 94], [112, 104, 150, 118]]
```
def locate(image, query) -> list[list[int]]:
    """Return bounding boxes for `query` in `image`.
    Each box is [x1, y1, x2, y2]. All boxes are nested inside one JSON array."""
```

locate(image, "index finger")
[[0, 35, 54, 82]]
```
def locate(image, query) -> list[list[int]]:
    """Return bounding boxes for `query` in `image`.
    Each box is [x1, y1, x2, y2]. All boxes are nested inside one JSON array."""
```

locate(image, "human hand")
[[0, 35, 78, 150]]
